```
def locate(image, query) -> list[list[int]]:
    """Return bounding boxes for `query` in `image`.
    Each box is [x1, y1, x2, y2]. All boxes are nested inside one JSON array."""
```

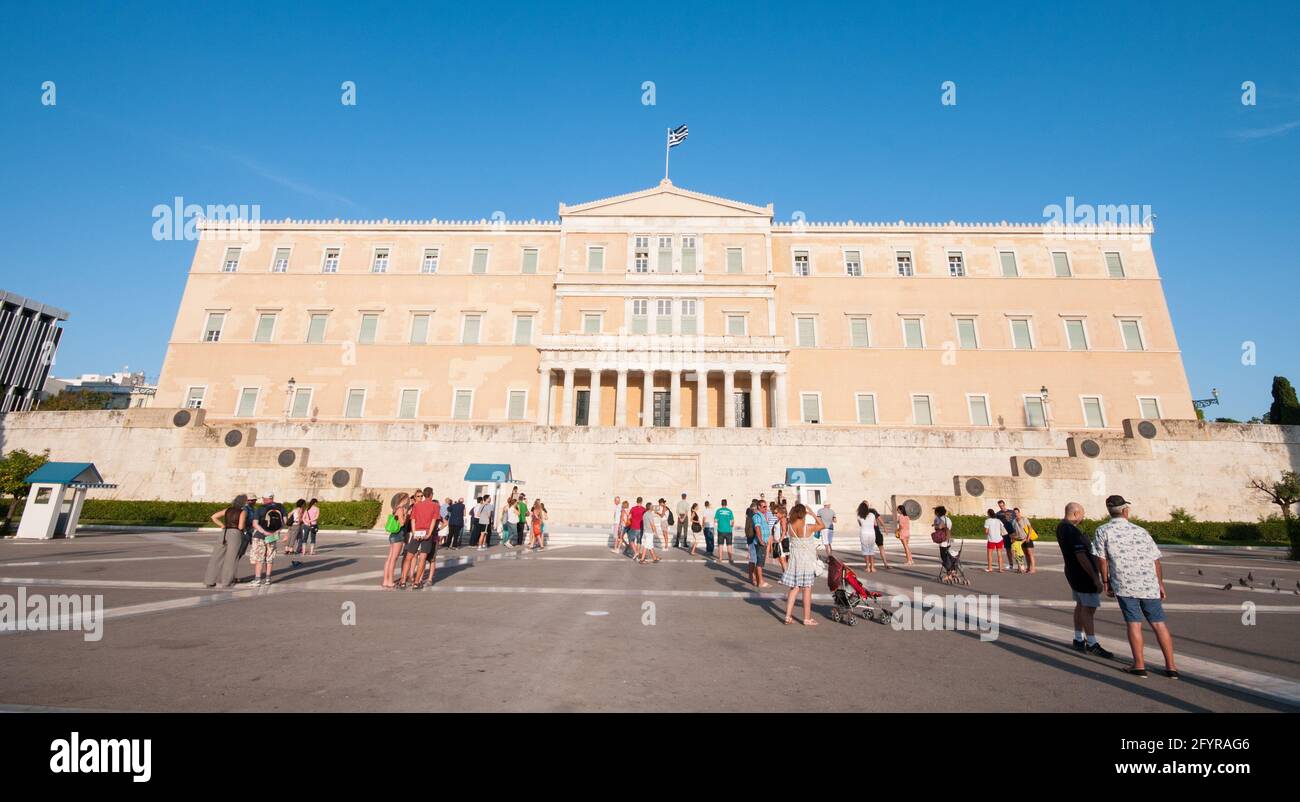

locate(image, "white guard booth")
[[463, 463, 525, 541], [16, 462, 117, 540], [773, 467, 832, 508]]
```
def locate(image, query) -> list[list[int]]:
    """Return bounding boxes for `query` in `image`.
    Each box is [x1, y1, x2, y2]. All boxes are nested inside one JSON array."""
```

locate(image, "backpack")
[[385, 514, 400, 534], [667, 510, 674, 526], [744, 510, 757, 542], [263, 506, 284, 533]]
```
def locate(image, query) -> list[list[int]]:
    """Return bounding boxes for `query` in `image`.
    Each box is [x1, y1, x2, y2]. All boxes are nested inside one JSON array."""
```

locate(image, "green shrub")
[[78, 499, 381, 530]]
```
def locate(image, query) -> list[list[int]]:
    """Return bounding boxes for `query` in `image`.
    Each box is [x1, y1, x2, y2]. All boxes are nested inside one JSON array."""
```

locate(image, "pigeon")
[[1222, 583, 1233, 591], [1271, 579, 1277, 588], [1197, 569, 1203, 576], [1238, 578, 1249, 587], [1296, 580, 1299, 591], [1247, 572, 1254, 582]]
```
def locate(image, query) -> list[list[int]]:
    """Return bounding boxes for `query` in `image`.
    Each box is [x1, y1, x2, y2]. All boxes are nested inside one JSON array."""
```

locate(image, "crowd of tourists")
[[203, 492, 317, 588]]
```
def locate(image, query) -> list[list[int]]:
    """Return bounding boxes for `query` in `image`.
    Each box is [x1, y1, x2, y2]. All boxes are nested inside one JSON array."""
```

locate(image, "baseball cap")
[[263, 491, 276, 499], [1104, 494, 1129, 508]]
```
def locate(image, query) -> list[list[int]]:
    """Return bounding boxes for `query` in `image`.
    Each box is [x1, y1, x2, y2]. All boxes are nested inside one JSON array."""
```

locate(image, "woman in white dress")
[[782, 503, 825, 625], [857, 500, 880, 572]]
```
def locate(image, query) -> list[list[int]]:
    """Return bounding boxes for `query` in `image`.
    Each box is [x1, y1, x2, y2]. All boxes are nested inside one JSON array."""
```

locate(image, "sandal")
[[802, 619, 819, 627], [784, 616, 794, 625]]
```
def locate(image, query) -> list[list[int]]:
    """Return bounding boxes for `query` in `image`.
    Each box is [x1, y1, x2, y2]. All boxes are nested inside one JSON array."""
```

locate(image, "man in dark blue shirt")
[[1056, 501, 1113, 659], [447, 498, 466, 548]]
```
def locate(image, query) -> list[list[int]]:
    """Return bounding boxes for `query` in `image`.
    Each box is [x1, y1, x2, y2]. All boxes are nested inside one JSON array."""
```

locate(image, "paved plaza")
[[1, 530, 1297, 712]]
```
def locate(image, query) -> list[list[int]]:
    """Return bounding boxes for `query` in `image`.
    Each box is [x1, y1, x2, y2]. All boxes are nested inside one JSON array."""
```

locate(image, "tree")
[[1268, 376, 1300, 426], [1250, 471, 1300, 560], [38, 390, 114, 411], [0, 449, 50, 535]]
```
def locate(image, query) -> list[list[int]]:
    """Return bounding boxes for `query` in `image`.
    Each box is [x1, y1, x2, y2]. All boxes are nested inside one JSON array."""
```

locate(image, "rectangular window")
[[844, 250, 862, 277], [222, 247, 241, 273], [726, 314, 746, 336], [680, 300, 697, 335], [185, 387, 205, 409], [902, 317, 924, 349], [1065, 318, 1089, 350], [410, 314, 430, 345], [800, 393, 821, 424], [1105, 251, 1126, 278], [453, 389, 473, 420], [582, 312, 602, 334], [322, 248, 340, 273], [947, 252, 966, 277], [849, 317, 870, 347], [345, 388, 366, 419], [371, 248, 390, 273], [796, 316, 817, 347], [507, 390, 527, 421], [1010, 318, 1034, 350], [1081, 396, 1105, 428], [522, 248, 539, 274], [896, 251, 914, 277], [912, 395, 934, 425], [793, 250, 810, 276], [462, 314, 481, 345], [587, 246, 604, 273], [968, 395, 991, 426], [680, 236, 697, 273], [306, 313, 328, 344], [471, 248, 489, 274], [956, 318, 978, 349], [271, 247, 291, 273], [358, 313, 379, 345], [254, 312, 277, 343], [655, 299, 673, 334], [634, 237, 650, 273], [421, 248, 440, 274], [1052, 251, 1072, 277], [855, 393, 877, 425], [398, 389, 419, 420], [290, 387, 312, 419], [1138, 397, 1162, 420], [999, 251, 1018, 277], [726, 247, 743, 274], [236, 387, 259, 417], [203, 312, 225, 342], [657, 236, 673, 272], [631, 300, 648, 334], [1120, 319, 1145, 351], [513, 314, 534, 345], [1024, 396, 1047, 428]]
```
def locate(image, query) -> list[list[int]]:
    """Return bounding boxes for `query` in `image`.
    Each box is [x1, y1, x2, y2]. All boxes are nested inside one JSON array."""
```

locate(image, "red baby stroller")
[[826, 555, 892, 625]]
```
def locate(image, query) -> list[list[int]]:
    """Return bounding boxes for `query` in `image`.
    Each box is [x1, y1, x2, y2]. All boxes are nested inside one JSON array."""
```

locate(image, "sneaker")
[[1071, 639, 1086, 652], [1086, 642, 1114, 659], [1124, 666, 1148, 678]]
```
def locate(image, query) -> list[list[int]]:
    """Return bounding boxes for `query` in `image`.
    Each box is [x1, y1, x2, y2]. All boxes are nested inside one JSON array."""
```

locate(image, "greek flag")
[[668, 124, 689, 148]]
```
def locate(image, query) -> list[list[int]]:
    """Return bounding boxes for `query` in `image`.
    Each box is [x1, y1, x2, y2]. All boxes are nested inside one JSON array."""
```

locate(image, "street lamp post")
[[1040, 385, 1051, 430], [284, 377, 297, 421]]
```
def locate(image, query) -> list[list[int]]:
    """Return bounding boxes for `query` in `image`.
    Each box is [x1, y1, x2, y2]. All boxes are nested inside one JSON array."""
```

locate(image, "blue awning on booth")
[[785, 467, 831, 485], [25, 462, 104, 485], [464, 463, 513, 483]]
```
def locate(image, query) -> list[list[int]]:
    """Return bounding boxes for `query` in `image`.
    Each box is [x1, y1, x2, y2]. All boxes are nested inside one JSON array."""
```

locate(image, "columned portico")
[[723, 370, 736, 428], [750, 369, 766, 429], [536, 368, 552, 425], [615, 369, 628, 426], [669, 370, 681, 427], [641, 370, 653, 426], [695, 370, 708, 427], [561, 367, 576, 426], [773, 369, 789, 428], [588, 369, 603, 427]]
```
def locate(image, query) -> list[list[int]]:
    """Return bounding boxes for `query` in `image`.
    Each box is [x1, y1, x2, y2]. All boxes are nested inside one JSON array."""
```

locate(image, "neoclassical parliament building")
[[157, 180, 1193, 432]]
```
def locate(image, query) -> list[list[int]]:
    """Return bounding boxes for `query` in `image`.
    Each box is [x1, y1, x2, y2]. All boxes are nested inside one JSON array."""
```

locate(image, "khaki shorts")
[[250, 539, 276, 565]]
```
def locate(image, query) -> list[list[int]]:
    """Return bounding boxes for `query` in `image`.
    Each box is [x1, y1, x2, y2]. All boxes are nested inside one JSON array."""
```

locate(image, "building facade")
[[156, 181, 1194, 430], [43, 371, 157, 409], [0, 290, 68, 413]]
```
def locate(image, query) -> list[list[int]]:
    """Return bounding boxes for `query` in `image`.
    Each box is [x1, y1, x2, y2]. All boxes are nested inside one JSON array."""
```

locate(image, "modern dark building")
[[0, 290, 68, 413]]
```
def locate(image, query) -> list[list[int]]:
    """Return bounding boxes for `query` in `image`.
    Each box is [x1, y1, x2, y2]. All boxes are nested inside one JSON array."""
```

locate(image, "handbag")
[[1028, 523, 1039, 541], [931, 525, 949, 545], [385, 514, 400, 534], [691, 521, 702, 533]]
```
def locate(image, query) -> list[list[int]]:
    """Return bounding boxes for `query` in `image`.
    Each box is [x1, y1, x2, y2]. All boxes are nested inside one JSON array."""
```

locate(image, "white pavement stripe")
[[0, 554, 207, 568]]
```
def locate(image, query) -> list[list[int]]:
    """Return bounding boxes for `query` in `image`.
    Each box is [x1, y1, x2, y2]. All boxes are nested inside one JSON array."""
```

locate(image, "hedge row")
[[944, 514, 1291, 547], [73, 499, 382, 529]]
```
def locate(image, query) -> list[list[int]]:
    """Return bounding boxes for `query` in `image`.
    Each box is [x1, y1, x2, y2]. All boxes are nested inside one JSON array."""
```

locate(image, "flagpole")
[[664, 128, 670, 181]]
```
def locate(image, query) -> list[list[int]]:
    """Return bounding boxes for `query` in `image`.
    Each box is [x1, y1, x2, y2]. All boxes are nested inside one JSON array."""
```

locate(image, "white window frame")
[[655, 299, 674, 334], [955, 316, 979, 349], [725, 246, 744, 274], [269, 246, 292, 273], [409, 312, 431, 345], [1023, 394, 1047, 428], [799, 392, 822, 424], [253, 311, 278, 343], [221, 247, 242, 273], [586, 245, 605, 273], [998, 250, 1019, 278], [321, 246, 341, 274], [306, 312, 329, 344], [792, 248, 811, 277], [895, 250, 914, 277], [848, 315, 871, 348], [657, 235, 674, 273], [1137, 396, 1162, 420], [203, 311, 226, 343], [794, 315, 818, 347], [966, 393, 992, 427], [854, 392, 878, 425], [1063, 317, 1090, 350], [1104, 251, 1126, 278], [451, 388, 475, 421], [842, 248, 863, 277], [505, 389, 529, 421], [901, 316, 926, 349], [420, 247, 440, 274], [633, 236, 651, 273], [235, 386, 260, 417], [461, 313, 483, 345], [947, 250, 966, 277], [630, 299, 649, 334], [470, 247, 490, 275], [357, 312, 380, 345], [344, 387, 367, 419], [185, 386, 206, 409], [371, 247, 391, 274], [911, 394, 935, 425], [513, 313, 535, 345], [1118, 317, 1147, 351], [1051, 250, 1073, 278], [581, 311, 604, 335], [725, 313, 748, 336], [680, 235, 697, 274], [289, 386, 314, 419], [679, 299, 698, 335], [521, 246, 540, 274], [397, 388, 421, 419], [1008, 317, 1035, 350], [1080, 395, 1107, 428]]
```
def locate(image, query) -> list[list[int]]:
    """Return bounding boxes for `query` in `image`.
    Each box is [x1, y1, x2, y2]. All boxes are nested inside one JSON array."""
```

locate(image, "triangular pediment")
[[560, 180, 772, 219]]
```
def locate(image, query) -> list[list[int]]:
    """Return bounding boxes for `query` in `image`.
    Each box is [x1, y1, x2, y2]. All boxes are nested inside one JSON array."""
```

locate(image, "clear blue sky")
[[2, 1, 1296, 420]]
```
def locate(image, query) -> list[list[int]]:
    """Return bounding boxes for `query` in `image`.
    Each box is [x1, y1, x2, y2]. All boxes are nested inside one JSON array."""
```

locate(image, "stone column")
[[588, 369, 602, 427], [669, 369, 681, 427], [536, 367, 552, 425], [723, 370, 736, 428], [615, 369, 628, 427], [641, 370, 654, 427], [695, 369, 709, 427], [774, 369, 789, 428], [561, 367, 575, 426], [751, 370, 766, 429]]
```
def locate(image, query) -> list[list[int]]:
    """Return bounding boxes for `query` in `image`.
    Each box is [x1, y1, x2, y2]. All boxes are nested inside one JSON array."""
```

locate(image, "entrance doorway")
[[653, 391, 671, 427], [734, 391, 751, 427], [575, 390, 590, 426]]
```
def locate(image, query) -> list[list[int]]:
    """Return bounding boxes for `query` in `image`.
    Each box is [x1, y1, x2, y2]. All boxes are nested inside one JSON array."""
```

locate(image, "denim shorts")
[[1072, 590, 1101, 608], [1116, 595, 1166, 624], [746, 540, 766, 566]]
